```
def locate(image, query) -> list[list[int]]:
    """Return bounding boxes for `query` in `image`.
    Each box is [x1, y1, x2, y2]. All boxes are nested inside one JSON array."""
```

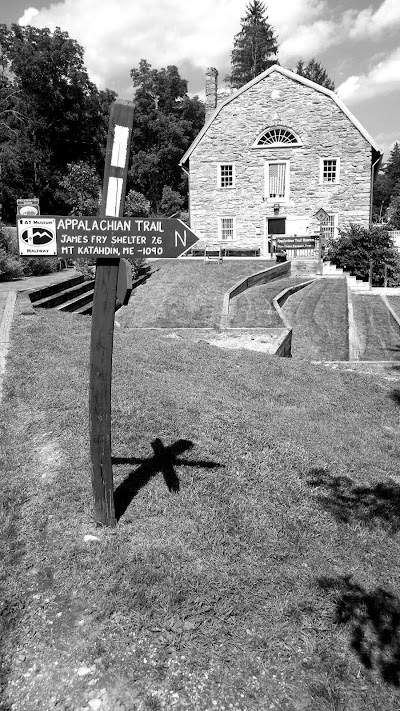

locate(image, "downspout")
[[180, 163, 190, 222], [370, 152, 383, 227]]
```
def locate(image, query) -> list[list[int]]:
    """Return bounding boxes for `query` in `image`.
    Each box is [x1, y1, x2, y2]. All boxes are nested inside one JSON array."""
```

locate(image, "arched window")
[[254, 126, 301, 148]]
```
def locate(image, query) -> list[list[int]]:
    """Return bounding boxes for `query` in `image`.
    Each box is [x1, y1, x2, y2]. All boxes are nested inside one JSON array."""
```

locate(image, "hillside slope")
[[230, 276, 309, 328], [353, 294, 400, 361], [117, 260, 272, 328], [1, 309, 400, 710], [283, 277, 349, 360]]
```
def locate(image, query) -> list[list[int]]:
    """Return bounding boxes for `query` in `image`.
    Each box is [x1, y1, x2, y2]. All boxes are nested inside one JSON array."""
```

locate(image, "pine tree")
[[226, 1, 278, 89], [385, 142, 400, 196], [295, 58, 335, 91]]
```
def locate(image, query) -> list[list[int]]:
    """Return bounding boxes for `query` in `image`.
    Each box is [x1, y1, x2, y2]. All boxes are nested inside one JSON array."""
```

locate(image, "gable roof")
[[180, 65, 381, 165]]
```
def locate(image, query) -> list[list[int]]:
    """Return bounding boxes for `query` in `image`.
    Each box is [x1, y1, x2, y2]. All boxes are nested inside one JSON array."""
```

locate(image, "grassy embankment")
[[1, 300, 400, 710], [352, 295, 400, 361], [117, 260, 273, 328], [282, 278, 349, 361]]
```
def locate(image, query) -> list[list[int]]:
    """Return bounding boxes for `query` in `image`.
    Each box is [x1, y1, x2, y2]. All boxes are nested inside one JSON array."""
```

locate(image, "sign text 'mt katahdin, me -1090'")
[[16, 216, 200, 259]]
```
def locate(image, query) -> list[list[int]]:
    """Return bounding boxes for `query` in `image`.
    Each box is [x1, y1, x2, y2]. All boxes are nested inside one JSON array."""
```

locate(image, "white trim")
[[321, 213, 339, 240], [180, 65, 381, 165], [319, 157, 340, 185], [217, 162, 236, 188], [252, 125, 302, 149], [264, 159, 290, 202], [218, 216, 236, 241]]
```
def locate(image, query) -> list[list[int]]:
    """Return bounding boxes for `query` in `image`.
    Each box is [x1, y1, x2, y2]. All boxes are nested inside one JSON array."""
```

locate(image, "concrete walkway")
[[0, 269, 80, 401]]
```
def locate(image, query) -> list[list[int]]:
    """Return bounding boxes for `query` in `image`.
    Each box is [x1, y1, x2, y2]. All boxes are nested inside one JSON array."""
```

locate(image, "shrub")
[[326, 223, 400, 286], [159, 186, 184, 217], [22, 257, 58, 277], [124, 190, 151, 218], [75, 259, 96, 281], [179, 211, 190, 225], [74, 257, 148, 282], [126, 257, 148, 280], [0, 249, 24, 281]]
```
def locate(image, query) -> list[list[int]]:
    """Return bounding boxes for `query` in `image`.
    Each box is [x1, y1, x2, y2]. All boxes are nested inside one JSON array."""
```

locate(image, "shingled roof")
[[180, 65, 381, 165]]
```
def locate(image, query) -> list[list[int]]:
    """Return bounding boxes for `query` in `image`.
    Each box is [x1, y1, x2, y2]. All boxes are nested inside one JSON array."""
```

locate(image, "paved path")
[[0, 269, 79, 401]]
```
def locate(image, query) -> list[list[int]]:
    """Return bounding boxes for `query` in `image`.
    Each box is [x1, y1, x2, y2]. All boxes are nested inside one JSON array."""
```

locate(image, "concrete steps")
[[29, 273, 96, 315], [322, 261, 344, 277], [322, 261, 370, 290]]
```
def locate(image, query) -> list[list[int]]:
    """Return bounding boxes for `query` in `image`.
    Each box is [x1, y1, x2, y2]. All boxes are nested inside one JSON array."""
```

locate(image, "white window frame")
[[321, 213, 339, 240], [264, 160, 290, 203], [319, 157, 340, 185], [217, 163, 236, 189], [218, 216, 236, 241], [252, 126, 302, 149]]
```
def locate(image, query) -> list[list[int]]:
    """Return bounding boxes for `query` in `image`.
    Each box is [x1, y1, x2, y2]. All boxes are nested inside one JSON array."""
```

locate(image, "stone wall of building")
[[189, 71, 373, 246]]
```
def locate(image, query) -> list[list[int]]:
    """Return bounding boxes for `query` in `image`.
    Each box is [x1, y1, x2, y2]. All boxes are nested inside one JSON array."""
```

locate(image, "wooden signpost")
[[89, 100, 134, 527], [17, 99, 200, 527]]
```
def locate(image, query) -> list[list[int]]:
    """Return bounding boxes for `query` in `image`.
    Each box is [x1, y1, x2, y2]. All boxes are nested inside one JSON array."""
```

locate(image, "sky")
[[1, 0, 399, 161]]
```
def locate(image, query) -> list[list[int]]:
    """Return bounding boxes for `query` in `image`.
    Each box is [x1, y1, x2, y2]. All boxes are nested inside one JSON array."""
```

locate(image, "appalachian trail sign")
[[17, 99, 200, 527], [17, 215, 199, 259]]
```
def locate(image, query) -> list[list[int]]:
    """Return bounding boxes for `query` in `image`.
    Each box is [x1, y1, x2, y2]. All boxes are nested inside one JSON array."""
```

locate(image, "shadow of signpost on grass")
[[318, 575, 400, 686], [113, 438, 222, 520], [305, 467, 400, 532]]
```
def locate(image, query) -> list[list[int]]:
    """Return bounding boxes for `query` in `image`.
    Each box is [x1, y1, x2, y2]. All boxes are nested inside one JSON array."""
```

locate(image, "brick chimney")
[[205, 67, 218, 122]]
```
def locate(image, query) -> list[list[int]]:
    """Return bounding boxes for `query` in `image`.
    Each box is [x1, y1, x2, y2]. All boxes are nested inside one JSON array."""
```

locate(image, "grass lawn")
[[230, 277, 309, 328], [352, 295, 400, 361], [117, 260, 273, 328], [387, 296, 400, 321], [1, 305, 400, 710], [282, 278, 349, 360]]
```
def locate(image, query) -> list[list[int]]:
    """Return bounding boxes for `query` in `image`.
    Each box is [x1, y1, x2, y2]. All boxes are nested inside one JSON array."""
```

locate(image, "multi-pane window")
[[321, 158, 340, 184], [321, 214, 338, 241], [255, 127, 300, 147], [265, 161, 289, 201], [219, 217, 235, 241], [218, 163, 235, 188]]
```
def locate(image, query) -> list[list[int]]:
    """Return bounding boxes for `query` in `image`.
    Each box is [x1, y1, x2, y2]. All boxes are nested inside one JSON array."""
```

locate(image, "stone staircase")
[[322, 260, 370, 290], [29, 274, 96, 315]]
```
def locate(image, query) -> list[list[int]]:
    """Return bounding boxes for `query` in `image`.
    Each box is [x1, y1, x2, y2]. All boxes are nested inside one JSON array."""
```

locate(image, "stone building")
[[180, 65, 382, 255]]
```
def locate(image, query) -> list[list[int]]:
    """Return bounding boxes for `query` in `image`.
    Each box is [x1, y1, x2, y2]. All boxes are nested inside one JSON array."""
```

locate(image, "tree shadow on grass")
[[113, 437, 222, 521], [305, 468, 400, 532], [318, 575, 400, 686], [390, 389, 400, 406]]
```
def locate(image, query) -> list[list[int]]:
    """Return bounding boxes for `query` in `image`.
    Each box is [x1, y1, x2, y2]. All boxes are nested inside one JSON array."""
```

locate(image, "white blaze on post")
[[111, 125, 130, 168], [105, 123, 131, 217], [105, 177, 124, 217]]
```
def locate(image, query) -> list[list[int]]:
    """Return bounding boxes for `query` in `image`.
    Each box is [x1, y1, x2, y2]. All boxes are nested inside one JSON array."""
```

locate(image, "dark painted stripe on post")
[[89, 100, 134, 527]]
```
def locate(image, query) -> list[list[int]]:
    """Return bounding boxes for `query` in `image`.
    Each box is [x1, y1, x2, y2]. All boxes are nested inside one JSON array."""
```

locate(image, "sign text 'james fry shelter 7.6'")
[[17, 216, 199, 259]]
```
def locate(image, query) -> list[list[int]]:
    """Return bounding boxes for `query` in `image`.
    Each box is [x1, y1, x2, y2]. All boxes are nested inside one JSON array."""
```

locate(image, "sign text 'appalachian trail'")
[[17, 216, 199, 259]]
